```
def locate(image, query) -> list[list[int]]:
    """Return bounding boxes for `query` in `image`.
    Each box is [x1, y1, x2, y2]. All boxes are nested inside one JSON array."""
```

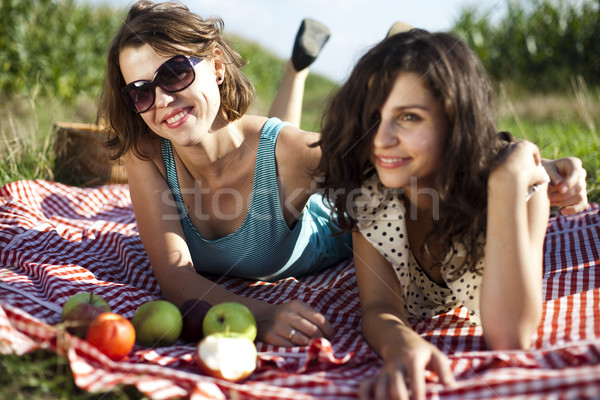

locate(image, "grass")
[[0, 350, 148, 400], [0, 92, 98, 186]]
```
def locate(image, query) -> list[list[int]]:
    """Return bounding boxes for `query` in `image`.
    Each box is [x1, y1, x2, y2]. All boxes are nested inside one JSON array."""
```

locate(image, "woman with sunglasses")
[[98, 0, 350, 346], [98, 1, 587, 347]]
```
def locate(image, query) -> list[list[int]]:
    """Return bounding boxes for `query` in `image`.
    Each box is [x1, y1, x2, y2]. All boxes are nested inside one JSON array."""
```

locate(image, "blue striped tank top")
[[161, 117, 352, 281]]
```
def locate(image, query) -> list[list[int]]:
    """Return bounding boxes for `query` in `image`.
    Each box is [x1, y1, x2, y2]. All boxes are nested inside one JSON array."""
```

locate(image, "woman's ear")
[[211, 47, 226, 84]]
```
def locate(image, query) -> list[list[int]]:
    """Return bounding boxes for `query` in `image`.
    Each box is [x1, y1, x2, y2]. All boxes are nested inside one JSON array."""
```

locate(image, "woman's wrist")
[[378, 324, 422, 360], [488, 167, 528, 202]]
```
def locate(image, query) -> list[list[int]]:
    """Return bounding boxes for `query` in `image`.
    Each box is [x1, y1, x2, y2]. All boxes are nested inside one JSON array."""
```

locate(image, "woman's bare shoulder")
[[123, 138, 166, 179], [238, 115, 269, 137], [279, 124, 321, 161], [240, 115, 321, 170]]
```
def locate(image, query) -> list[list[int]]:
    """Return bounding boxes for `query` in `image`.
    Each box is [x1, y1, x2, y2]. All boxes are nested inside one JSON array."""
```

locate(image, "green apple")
[[196, 332, 257, 381], [132, 300, 183, 347], [61, 292, 111, 337], [202, 302, 257, 341]]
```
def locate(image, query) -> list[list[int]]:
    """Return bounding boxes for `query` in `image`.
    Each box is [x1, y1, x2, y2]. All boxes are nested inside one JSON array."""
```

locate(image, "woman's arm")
[[275, 125, 323, 220], [482, 140, 550, 350], [353, 232, 455, 400], [126, 154, 260, 306], [126, 153, 332, 345]]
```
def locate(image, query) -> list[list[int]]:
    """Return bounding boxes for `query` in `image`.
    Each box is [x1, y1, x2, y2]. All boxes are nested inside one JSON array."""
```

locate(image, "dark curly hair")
[[317, 29, 508, 280], [97, 0, 254, 160]]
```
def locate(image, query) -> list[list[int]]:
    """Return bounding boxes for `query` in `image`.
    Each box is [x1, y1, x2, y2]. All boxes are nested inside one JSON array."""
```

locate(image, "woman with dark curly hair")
[[317, 29, 563, 399]]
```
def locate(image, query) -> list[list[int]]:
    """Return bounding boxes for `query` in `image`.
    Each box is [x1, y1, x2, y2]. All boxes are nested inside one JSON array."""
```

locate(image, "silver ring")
[[288, 329, 296, 340]]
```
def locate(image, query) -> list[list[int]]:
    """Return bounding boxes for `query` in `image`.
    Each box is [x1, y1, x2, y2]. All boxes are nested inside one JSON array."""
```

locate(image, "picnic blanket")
[[1, 179, 600, 399]]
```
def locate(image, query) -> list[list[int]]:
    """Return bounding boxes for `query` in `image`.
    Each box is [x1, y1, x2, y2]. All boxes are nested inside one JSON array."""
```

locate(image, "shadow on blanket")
[[1, 179, 600, 399]]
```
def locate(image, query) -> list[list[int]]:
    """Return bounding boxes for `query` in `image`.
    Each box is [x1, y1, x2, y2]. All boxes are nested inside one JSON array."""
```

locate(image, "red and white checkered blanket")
[[1, 179, 599, 399]]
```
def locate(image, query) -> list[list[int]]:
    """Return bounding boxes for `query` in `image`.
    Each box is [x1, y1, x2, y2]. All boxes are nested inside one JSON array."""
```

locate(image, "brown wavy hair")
[[97, 0, 254, 160], [317, 29, 508, 279]]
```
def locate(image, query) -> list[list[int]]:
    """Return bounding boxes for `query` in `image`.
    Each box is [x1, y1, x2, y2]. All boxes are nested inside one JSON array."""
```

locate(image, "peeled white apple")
[[196, 333, 257, 382]]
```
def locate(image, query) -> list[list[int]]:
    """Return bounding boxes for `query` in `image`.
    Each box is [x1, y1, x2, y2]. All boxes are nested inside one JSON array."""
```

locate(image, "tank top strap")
[[253, 117, 289, 184], [259, 117, 288, 141]]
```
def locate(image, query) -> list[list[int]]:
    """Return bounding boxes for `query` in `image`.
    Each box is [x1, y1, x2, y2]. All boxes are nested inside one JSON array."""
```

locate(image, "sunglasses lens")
[[157, 56, 196, 92], [123, 83, 155, 113]]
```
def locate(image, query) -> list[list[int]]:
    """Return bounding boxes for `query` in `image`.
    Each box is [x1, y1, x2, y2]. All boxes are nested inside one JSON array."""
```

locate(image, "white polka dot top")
[[354, 174, 483, 325]]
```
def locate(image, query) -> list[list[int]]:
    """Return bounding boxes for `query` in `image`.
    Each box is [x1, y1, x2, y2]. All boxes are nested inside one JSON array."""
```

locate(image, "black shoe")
[[386, 21, 415, 38], [291, 18, 331, 71]]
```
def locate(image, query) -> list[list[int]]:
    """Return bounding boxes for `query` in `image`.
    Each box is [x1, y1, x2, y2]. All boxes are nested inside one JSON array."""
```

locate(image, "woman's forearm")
[[481, 172, 548, 349]]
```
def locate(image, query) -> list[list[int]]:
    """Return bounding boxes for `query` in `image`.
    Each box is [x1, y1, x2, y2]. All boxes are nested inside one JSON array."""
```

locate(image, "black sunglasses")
[[121, 55, 204, 114]]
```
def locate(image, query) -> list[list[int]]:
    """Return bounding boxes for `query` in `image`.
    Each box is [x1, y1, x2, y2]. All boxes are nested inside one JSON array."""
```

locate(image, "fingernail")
[[559, 185, 567, 194]]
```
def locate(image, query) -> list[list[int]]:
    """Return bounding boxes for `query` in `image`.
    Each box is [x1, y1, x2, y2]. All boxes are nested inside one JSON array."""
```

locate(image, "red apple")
[[86, 312, 136, 361], [61, 292, 111, 337], [196, 333, 257, 381], [179, 299, 212, 343]]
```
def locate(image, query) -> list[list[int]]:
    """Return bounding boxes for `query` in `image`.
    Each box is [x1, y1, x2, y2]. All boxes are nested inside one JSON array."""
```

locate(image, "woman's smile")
[[163, 107, 194, 128], [375, 155, 412, 169]]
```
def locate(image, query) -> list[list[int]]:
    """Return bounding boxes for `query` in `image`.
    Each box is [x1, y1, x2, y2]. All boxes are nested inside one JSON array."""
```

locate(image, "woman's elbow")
[[483, 313, 541, 350], [484, 329, 534, 350]]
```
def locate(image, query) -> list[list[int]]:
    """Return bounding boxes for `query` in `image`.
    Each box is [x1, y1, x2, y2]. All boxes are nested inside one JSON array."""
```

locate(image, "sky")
[[84, 0, 506, 83]]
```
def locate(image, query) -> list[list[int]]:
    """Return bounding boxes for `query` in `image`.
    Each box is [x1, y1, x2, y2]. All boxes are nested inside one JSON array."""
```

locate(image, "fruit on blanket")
[[196, 333, 257, 381], [61, 292, 111, 337], [202, 302, 257, 341], [86, 312, 136, 361], [179, 298, 212, 342], [132, 300, 183, 347]]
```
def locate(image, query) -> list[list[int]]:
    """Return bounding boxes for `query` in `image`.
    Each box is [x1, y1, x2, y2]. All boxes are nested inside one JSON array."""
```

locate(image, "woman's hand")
[[491, 140, 550, 198], [543, 157, 588, 215], [253, 300, 334, 346], [359, 337, 455, 400]]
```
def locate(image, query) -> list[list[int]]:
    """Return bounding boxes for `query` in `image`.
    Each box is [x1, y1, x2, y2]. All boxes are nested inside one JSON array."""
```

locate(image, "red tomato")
[[86, 312, 136, 361]]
